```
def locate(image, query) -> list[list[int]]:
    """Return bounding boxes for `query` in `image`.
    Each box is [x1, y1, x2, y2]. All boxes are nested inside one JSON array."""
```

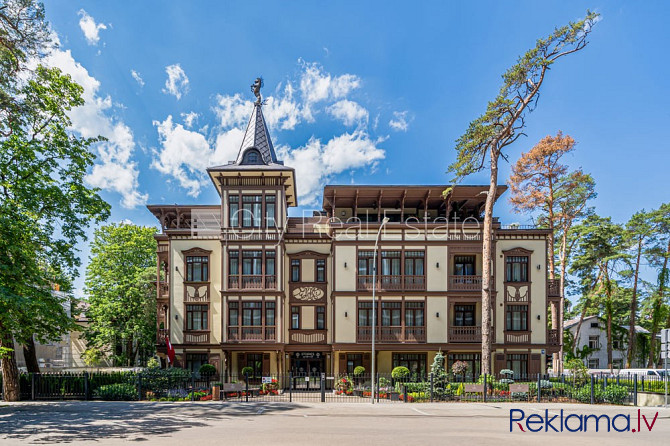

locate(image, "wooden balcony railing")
[[448, 275, 483, 291], [357, 326, 426, 343], [228, 275, 277, 290], [184, 331, 210, 344], [505, 331, 531, 344], [289, 329, 327, 344], [547, 279, 561, 297], [356, 275, 426, 291], [448, 326, 482, 343], [157, 281, 169, 298], [157, 328, 169, 345], [227, 326, 276, 342], [547, 329, 560, 345]]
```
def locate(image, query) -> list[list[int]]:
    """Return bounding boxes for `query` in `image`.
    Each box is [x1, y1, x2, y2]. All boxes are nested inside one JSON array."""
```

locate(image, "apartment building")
[[148, 95, 561, 381]]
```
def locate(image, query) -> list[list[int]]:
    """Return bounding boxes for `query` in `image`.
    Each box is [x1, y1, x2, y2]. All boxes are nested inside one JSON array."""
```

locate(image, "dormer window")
[[242, 148, 263, 165]]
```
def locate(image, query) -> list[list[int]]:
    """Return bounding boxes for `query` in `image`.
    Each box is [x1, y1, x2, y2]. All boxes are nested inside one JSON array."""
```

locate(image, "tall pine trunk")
[[649, 239, 669, 367], [480, 148, 498, 375], [0, 323, 20, 402], [626, 238, 642, 367], [22, 336, 40, 374]]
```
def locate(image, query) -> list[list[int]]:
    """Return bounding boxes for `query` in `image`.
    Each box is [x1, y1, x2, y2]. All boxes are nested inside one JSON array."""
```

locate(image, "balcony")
[[356, 275, 426, 292], [505, 331, 531, 344], [227, 326, 276, 342], [289, 329, 327, 344], [157, 281, 169, 298], [228, 275, 277, 290], [156, 328, 169, 345], [357, 326, 426, 343], [448, 275, 482, 291], [184, 331, 210, 343], [547, 279, 560, 297], [448, 325, 482, 343], [547, 329, 559, 346]]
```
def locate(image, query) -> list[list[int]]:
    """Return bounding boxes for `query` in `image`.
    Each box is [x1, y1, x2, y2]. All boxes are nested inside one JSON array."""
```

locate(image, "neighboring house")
[[147, 83, 560, 381], [563, 315, 648, 369]]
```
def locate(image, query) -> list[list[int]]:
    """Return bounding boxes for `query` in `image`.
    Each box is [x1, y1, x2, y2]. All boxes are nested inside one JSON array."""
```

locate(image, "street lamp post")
[[371, 217, 389, 404]]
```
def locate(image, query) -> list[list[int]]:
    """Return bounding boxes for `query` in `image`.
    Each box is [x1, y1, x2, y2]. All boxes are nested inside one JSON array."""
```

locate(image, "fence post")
[[603, 376, 608, 390], [289, 372, 293, 403], [245, 372, 249, 402], [376, 373, 380, 403], [31, 373, 35, 401], [633, 375, 638, 406], [430, 372, 434, 403], [641, 376, 645, 392], [322, 373, 327, 401], [616, 374, 620, 386], [191, 372, 195, 402], [483, 373, 487, 403], [84, 372, 89, 401], [590, 375, 595, 405], [537, 374, 541, 403], [137, 373, 142, 401]]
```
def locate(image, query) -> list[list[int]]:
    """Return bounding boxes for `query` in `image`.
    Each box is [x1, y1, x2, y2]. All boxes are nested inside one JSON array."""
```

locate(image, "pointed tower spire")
[[234, 101, 280, 165]]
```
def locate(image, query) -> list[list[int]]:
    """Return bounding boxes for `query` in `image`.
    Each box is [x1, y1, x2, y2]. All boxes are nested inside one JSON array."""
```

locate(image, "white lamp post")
[[371, 216, 389, 404]]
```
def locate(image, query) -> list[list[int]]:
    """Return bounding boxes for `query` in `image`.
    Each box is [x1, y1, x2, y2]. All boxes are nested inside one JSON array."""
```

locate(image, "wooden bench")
[[508, 383, 530, 401], [221, 382, 260, 399], [463, 384, 485, 395]]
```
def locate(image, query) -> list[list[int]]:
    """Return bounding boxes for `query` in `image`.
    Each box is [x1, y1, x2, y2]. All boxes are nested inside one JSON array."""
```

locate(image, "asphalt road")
[[0, 401, 668, 445]]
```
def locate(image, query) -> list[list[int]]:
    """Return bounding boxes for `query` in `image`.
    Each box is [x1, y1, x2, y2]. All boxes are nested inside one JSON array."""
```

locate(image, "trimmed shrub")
[[241, 366, 254, 378], [95, 383, 138, 401], [353, 366, 366, 377], [391, 366, 410, 380], [199, 364, 216, 377], [602, 385, 629, 405]]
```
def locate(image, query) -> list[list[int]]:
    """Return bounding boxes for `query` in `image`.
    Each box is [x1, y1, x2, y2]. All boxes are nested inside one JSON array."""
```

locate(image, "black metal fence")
[[2, 371, 667, 405]]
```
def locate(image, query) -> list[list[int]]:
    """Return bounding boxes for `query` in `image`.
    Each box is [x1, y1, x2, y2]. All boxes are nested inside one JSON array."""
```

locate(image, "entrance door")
[[292, 358, 323, 390]]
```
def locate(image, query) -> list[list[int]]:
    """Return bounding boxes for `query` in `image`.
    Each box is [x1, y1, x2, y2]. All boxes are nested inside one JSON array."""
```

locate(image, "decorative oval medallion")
[[292, 286, 324, 301]]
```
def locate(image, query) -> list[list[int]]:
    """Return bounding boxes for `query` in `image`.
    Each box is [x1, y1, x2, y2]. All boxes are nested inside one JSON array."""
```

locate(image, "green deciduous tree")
[[0, 0, 110, 401], [84, 223, 157, 367], [448, 11, 599, 373]]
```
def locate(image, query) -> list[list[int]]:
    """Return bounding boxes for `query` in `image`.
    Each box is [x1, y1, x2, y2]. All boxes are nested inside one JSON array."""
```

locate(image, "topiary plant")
[[199, 364, 216, 377], [353, 366, 366, 376], [241, 366, 254, 378], [391, 366, 410, 380]]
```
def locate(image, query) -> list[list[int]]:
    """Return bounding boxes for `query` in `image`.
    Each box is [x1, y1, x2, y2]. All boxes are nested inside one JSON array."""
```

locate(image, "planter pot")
[[212, 386, 220, 401]]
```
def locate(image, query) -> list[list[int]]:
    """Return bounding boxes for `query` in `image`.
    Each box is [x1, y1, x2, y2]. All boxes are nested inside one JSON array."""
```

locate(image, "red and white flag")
[[165, 335, 175, 365]]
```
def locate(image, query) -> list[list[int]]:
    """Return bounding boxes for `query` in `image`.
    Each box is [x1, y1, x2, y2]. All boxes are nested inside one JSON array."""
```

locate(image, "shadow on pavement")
[[0, 401, 302, 443]]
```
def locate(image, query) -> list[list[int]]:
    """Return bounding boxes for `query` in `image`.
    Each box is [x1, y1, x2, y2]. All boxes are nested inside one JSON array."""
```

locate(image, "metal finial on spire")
[[251, 77, 263, 105]]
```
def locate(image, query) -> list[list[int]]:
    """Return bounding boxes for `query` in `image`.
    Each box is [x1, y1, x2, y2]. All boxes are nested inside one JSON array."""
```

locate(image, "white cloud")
[[162, 64, 189, 100], [327, 99, 368, 126], [389, 110, 412, 132], [44, 37, 147, 208], [213, 93, 252, 128], [298, 60, 361, 121], [78, 10, 107, 46], [130, 69, 144, 87], [181, 111, 199, 128], [276, 131, 385, 206]]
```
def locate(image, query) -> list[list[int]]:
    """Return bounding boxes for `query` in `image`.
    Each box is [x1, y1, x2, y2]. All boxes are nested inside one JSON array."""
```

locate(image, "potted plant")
[[241, 366, 254, 382], [211, 381, 222, 401], [353, 366, 366, 395], [199, 364, 217, 385], [390, 366, 410, 401]]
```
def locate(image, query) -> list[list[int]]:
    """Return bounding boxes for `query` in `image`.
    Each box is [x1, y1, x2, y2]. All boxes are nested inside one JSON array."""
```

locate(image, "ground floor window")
[[447, 353, 481, 382], [186, 353, 208, 374], [347, 354, 363, 375], [587, 358, 599, 369], [246, 353, 263, 378], [507, 354, 528, 379], [392, 353, 426, 379]]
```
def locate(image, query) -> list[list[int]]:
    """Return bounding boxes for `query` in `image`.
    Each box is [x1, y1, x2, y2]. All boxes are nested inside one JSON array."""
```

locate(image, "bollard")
[[320, 373, 325, 402], [590, 375, 595, 405], [403, 381, 408, 403], [430, 372, 434, 403]]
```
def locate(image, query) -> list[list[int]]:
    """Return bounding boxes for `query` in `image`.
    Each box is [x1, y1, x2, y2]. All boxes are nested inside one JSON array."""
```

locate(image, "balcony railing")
[[184, 331, 210, 344], [227, 326, 276, 342], [157, 281, 169, 298], [505, 331, 531, 344], [548, 279, 561, 297], [448, 275, 483, 291], [448, 325, 482, 343], [357, 326, 426, 343], [547, 329, 559, 345], [356, 275, 426, 291], [157, 328, 169, 345], [228, 275, 277, 290], [289, 329, 327, 344]]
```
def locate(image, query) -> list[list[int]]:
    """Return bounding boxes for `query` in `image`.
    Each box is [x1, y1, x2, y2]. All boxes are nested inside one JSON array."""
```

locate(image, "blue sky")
[[42, 1, 670, 297]]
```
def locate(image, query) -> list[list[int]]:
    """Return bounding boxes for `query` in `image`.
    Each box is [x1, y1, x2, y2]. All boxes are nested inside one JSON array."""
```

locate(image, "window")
[[447, 353, 480, 382], [507, 354, 528, 379], [613, 359, 623, 369], [186, 304, 208, 331], [186, 256, 208, 282], [358, 251, 375, 276], [246, 353, 263, 377], [316, 306, 326, 330], [291, 306, 300, 329], [505, 305, 528, 331], [588, 335, 600, 349], [186, 353, 208, 373], [405, 302, 424, 326], [590, 321, 599, 328], [505, 256, 528, 282], [454, 255, 475, 276], [229, 195, 239, 227], [316, 259, 326, 282], [381, 251, 401, 276], [347, 354, 363, 375], [265, 302, 275, 326], [228, 250, 239, 286], [242, 250, 263, 275], [242, 302, 262, 326], [381, 302, 401, 326], [454, 304, 475, 327], [228, 301, 239, 326], [392, 353, 427, 378], [265, 195, 276, 228], [358, 301, 373, 327], [612, 339, 622, 350], [291, 259, 301, 282], [242, 195, 262, 228], [265, 250, 276, 284], [587, 358, 599, 369], [404, 251, 425, 277]]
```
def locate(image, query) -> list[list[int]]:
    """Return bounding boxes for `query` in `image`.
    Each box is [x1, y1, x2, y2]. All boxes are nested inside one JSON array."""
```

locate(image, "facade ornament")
[[251, 77, 263, 104]]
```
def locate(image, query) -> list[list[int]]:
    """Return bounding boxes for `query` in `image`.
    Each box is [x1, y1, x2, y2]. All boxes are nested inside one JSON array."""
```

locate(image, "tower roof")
[[234, 103, 280, 165]]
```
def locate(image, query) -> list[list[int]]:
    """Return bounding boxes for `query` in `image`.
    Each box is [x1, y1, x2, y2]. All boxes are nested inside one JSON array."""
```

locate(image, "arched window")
[[242, 148, 263, 165]]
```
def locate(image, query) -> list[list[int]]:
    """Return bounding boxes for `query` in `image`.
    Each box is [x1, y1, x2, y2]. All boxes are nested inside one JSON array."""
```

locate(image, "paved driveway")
[[0, 401, 668, 445]]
